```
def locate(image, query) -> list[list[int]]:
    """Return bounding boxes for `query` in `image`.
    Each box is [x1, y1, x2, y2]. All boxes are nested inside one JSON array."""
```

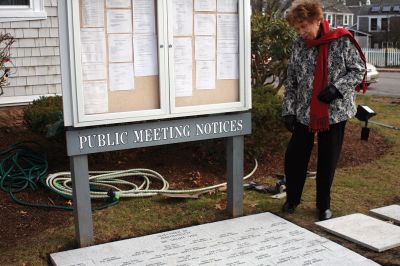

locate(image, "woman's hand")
[[283, 115, 296, 132], [318, 84, 343, 104]]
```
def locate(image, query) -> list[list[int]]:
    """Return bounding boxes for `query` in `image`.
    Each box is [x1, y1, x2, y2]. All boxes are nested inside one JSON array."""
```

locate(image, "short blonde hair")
[[286, 0, 324, 26]]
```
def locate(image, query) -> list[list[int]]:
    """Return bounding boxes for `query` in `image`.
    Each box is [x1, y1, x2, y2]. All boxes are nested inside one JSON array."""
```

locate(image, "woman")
[[282, 0, 366, 221]]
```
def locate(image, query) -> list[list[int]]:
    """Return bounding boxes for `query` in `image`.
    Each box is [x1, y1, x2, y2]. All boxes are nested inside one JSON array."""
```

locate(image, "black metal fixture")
[[355, 105, 376, 141]]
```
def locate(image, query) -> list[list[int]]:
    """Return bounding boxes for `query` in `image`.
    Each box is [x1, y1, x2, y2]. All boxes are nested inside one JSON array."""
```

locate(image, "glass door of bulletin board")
[[73, 0, 168, 124], [168, 0, 250, 114], [61, 0, 250, 127]]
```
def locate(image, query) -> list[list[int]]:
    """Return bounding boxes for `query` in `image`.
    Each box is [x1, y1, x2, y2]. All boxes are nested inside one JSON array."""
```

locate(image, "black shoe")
[[319, 209, 333, 221], [282, 201, 297, 214]]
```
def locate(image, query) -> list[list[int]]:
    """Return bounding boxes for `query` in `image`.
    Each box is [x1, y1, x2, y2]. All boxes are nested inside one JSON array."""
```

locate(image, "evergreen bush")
[[23, 96, 64, 141], [248, 84, 288, 156]]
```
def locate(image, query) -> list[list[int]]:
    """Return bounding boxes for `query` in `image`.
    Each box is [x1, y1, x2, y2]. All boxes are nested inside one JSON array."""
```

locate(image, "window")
[[0, 0, 46, 22], [344, 15, 349, 25], [326, 14, 333, 25], [394, 5, 400, 12], [0, 0, 29, 4], [382, 5, 391, 12], [370, 18, 377, 31], [381, 17, 388, 31], [371, 6, 380, 12]]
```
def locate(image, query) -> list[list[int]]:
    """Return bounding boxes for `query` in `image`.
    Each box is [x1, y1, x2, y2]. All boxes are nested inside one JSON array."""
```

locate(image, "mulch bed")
[[0, 106, 391, 247]]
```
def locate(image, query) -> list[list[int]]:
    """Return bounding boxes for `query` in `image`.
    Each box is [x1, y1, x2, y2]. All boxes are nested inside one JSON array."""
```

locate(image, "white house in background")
[[0, 0, 61, 106], [321, 0, 355, 28]]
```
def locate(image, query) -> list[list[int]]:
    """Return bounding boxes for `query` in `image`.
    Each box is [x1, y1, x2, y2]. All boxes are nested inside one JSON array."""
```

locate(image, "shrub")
[[23, 96, 64, 140], [247, 84, 288, 156], [251, 12, 296, 94]]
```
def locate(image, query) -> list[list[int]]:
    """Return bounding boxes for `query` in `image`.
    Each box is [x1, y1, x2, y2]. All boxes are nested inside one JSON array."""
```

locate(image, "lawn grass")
[[0, 95, 399, 266]]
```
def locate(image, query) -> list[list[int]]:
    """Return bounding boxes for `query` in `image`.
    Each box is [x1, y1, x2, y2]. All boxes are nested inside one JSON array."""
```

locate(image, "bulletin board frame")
[[59, 0, 251, 128]]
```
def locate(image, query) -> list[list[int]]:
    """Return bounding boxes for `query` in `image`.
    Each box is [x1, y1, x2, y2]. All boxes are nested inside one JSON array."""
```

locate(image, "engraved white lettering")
[[98, 134, 106, 147]]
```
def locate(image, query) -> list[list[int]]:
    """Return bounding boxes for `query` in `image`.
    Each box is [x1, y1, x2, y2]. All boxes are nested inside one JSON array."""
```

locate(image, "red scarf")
[[305, 20, 367, 133]]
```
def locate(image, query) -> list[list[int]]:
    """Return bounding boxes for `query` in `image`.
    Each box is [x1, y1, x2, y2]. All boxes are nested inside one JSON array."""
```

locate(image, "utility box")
[[59, 0, 251, 127]]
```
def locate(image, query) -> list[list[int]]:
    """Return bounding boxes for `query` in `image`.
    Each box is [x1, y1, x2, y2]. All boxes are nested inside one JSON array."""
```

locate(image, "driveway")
[[366, 71, 400, 97]]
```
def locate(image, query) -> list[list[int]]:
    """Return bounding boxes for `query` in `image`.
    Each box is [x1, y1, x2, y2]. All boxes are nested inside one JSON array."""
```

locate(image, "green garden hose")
[[1, 141, 258, 209], [0, 142, 117, 210]]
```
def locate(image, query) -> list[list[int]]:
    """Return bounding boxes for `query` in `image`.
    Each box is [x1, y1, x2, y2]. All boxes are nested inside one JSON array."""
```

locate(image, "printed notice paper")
[[196, 60, 215, 89], [217, 14, 239, 40], [133, 0, 156, 35], [217, 39, 238, 54], [194, 14, 216, 36], [174, 37, 193, 97], [80, 28, 107, 81], [83, 81, 109, 114], [107, 9, 132, 34], [173, 0, 193, 36], [217, 53, 238, 80], [195, 36, 215, 61], [82, 0, 104, 27], [106, 0, 131, 8], [133, 35, 159, 76], [109, 63, 134, 91], [194, 0, 216, 11], [217, 0, 238, 13], [108, 34, 133, 63]]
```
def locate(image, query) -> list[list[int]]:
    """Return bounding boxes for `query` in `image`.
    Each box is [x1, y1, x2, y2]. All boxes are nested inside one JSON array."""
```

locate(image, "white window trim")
[[343, 15, 348, 25], [343, 15, 351, 26], [381, 17, 389, 32], [326, 13, 333, 25], [0, 0, 46, 22], [369, 17, 379, 32]]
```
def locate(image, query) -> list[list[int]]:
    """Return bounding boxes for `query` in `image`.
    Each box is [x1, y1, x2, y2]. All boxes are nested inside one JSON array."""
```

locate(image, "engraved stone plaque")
[[370, 205, 400, 224], [316, 213, 400, 252], [51, 212, 379, 265]]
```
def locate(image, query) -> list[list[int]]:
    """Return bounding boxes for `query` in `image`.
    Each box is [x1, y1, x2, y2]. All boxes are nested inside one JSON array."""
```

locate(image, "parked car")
[[366, 63, 379, 86]]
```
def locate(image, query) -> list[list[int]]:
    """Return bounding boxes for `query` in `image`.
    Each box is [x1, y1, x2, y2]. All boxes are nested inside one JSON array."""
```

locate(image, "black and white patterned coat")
[[282, 35, 366, 126]]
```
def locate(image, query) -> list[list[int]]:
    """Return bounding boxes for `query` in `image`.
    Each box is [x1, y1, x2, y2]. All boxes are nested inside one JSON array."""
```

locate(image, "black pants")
[[284, 121, 346, 211]]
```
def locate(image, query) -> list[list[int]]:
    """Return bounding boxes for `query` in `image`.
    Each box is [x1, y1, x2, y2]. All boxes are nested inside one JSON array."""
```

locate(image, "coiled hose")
[[0, 142, 116, 210], [1, 142, 258, 209], [46, 158, 258, 200]]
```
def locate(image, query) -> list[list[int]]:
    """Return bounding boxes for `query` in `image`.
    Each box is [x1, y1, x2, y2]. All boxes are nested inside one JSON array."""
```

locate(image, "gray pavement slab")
[[316, 213, 400, 252], [370, 204, 400, 224], [51, 212, 379, 266]]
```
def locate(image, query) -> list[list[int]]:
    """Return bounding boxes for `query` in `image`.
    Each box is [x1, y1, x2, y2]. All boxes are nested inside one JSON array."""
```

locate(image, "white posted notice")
[[196, 60, 215, 90], [109, 63, 134, 91], [217, 0, 238, 13], [217, 14, 239, 40], [174, 37, 193, 97], [82, 0, 104, 27], [106, 0, 131, 8], [173, 0, 193, 36], [217, 39, 238, 54], [133, 35, 159, 76], [133, 0, 156, 35], [194, 0, 216, 11], [217, 53, 238, 80], [107, 9, 132, 34], [195, 36, 215, 61], [108, 34, 133, 63], [194, 14, 216, 36], [80, 28, 107, 80], [83, 81, 109, 114]]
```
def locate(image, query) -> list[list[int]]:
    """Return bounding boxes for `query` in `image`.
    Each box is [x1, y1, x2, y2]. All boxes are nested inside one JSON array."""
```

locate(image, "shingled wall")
[[0, 0, 61, 106]]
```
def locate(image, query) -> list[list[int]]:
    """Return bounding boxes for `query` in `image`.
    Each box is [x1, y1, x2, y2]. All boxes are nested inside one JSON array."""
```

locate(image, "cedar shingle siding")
[[0, 0, 61, 105]]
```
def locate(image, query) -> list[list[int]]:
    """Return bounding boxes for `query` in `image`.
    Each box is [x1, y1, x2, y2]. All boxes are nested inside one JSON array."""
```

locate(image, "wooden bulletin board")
[[79, 0, 160, 114]]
